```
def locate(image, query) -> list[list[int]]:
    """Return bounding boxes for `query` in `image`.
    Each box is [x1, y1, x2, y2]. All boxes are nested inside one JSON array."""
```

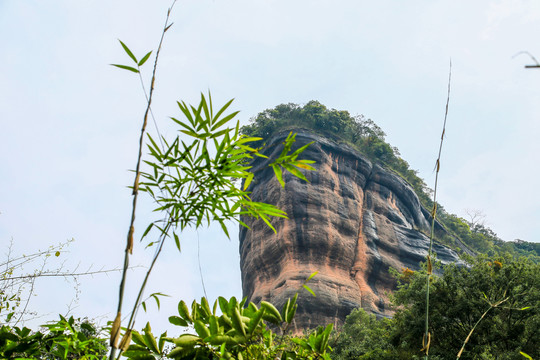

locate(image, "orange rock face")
[[239, 130, 461, 330]]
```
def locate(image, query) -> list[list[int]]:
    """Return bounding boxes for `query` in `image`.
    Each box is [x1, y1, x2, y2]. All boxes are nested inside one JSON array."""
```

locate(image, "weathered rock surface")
[[239, 129, 462, 330]]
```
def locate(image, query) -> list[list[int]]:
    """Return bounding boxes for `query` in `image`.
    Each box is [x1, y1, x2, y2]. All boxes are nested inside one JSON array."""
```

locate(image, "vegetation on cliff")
[[241, 101, 540, 261]]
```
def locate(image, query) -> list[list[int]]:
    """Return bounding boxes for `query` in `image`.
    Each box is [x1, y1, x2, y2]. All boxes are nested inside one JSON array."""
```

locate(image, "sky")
[[1, 0, 539, 333]]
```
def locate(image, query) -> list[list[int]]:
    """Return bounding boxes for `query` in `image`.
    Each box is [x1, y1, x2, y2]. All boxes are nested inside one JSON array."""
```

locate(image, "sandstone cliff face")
[[239, 130, 462, 329]]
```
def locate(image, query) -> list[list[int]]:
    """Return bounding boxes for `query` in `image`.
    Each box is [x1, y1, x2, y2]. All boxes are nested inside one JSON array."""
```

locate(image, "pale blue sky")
[[1, 0, 539, 332]]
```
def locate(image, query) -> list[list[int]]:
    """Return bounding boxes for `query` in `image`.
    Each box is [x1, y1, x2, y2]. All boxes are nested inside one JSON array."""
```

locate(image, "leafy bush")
[[0, 316, 107, 359], [123, 295, 333, 360], [391, 255, 540, 359]]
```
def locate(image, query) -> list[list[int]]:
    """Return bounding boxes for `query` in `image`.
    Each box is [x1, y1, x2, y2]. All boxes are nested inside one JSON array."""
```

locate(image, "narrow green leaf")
[[292, 161, 316, 171], [141, 223, 154, 240], [110, 64, 139, 73], [243, 173, 254, 191], [303, 284, 316, 297], [119, 39, 138, 63], [138, 51, 152, 66], [211, 111, 240, 132], [307, 271, 318, 281], [260, 214, 277, 233], [520, 352, 533, 360], [283, 163, 308, 182], [174, 232, 181, 252], [219, 220, 230, 239], [152, 294, 161, 310], [272, 164, 285, 187]]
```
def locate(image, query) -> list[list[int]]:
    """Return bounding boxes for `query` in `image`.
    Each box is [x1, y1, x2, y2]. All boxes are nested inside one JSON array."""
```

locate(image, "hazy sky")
[[1, 0, 539, 332]]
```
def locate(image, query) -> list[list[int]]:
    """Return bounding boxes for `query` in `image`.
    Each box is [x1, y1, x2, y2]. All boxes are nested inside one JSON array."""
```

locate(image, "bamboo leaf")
[[272, 164, 285, 187], [303, 284, 316, 297], [219, 220, 230, 239], [211, 111, 240, 131], [243, 173, 254, 191], [119, 39, 138, 63], [282, 163, 308, 182], [138, 51, 152, 66], [307, 271, 318, 281], [173, 232, 181, 252], [110, 64, 139, 73]]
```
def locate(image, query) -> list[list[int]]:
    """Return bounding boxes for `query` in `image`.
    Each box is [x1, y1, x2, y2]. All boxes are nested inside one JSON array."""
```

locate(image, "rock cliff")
[[239, 129, 462, 330]]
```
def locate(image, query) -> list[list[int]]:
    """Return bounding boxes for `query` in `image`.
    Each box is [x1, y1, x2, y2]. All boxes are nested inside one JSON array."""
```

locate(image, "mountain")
[[238, 101, 539, 330], [239, 129, 463, 329]]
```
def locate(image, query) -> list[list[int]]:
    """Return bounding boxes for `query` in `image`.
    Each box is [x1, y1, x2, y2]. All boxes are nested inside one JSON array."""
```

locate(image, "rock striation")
[[239, 129, 462, 330]]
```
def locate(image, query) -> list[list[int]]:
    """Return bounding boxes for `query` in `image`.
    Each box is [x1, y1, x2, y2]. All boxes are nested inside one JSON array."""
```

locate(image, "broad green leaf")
[[111, 64, 139, 73], [131, 330, 146, 346], [172, 334, 200, 347], [194, 320, 210, 339], [169, 316, 188, 327], [201, 297, 212, 318], [143, 323, 160, 354], [260, 301, 282, 324], [178, 300, 192, 322], [247, 309, 265, 335], [119, 39, 138, 63], [209, 315, 220, 335], [218, 297, 229, 314], [231, 307, 247, 337]]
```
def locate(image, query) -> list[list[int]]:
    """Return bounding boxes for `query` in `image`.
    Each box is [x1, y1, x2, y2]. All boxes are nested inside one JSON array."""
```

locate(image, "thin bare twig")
[[456, 296, 509, 359], [423, 60, 452, 359], [512, 51, 540, 69]]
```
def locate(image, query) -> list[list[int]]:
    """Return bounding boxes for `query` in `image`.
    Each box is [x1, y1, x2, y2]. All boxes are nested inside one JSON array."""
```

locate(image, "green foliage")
[[121, 295, 333, 360], [330, 309, 401, 360], [0, 316, 107, 359], [391, 255, 540, 359], [139, 93, 315, 247], [241, 101, 431, 205]]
